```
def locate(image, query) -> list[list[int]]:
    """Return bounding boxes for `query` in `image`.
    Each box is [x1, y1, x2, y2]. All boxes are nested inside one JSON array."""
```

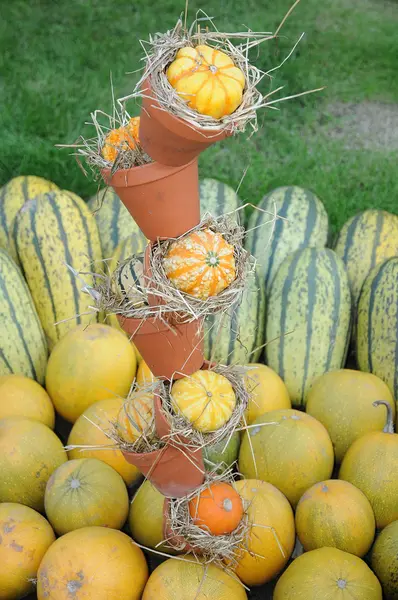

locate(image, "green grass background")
[[1, 0, 398, 235]]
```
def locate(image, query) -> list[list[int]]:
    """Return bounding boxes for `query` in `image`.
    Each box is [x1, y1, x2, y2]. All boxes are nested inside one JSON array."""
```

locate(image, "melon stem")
[[373, 400, 395, 434]]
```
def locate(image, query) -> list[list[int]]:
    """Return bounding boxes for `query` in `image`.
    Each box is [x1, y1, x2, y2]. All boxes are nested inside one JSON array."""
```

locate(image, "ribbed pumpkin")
[[44, 458, 129, 536], [339, 400, 398, 529], [371, 520, 398, 600], [171, 370, 236, 432], [295, 480, 375, 557], [273, 547, 382, 600], [136, 359, 156, 386], [244, 364, 291, 425], [163, 229, 236, 300], [0, 374, 55, 429], [116, 393, 154, 443], [37, 527, 148, 600], [102, 116, 140, 163], [0, 417, 67, 511], [232, 479, 295, 586], [189, 482, 243, 536], [46, 324, 137, 423], [67, 398, 141, 486], [166, 45, 245, 119], [306, 369, 395, 462], [0, 503, 55, 600], [239, 409, 334, 507], [142, 557, 248, 600], [129, 480, 176, 554]]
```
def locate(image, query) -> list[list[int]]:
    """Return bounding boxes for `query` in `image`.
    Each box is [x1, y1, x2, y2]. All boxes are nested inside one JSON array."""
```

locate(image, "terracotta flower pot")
[[117, 314, 204, 380], [162, 497, 197, 553], [101, 158, 200, 241], [122, 396, 205, 497], [139, 79, 231, 167]]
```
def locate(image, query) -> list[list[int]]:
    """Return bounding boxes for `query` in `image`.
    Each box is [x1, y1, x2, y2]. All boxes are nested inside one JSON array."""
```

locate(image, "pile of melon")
[[0, 175, 397, 600]]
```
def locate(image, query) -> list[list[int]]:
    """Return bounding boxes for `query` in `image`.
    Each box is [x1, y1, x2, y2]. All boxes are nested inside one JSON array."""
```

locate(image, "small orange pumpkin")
[[163, 229, 236, 300], [188, 482, 243, 536], [167, 45, 245, 119], [116, 393, 154, 443], [102, 116, 140, 163]]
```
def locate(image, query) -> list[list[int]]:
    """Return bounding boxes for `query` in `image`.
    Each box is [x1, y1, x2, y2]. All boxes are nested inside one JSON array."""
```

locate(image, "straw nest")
[[119, 6, 322, 136], [164, 468, 249, 568]]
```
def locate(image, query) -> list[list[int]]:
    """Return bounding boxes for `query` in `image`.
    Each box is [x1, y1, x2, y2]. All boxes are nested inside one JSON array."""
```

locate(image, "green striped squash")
[[115, 257, 146, 307], [0, 175, 59, 261], [335, 210, 398, 306], [13, 190, 102, 350], [0, 249, 48, 383], [204, 268, 266, 364], [357, 257, 398, 399], [199, 178, 241, 217], [246, 186, 329, 291], [87, 188, 146, 259], [266, 248, 352, 407]]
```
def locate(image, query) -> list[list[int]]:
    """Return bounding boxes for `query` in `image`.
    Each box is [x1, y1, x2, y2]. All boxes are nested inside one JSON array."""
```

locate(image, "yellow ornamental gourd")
[[167, 45, 245, 119], [171, 370, 236, 432], [136, 360, 156, 386], [164, 229, 236, 300], [117, 393, 154, 443], [102, 117, 140, 163]]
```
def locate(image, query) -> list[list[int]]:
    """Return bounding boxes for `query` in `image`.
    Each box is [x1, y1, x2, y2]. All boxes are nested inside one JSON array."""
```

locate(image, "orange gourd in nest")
[[163, 229, 236, 300], [189, 482, 244, 536], [171, 370, 236, 432], [117, 393, 154, 443], [167, 45, 245, 119], [102, 116, 140, 163]]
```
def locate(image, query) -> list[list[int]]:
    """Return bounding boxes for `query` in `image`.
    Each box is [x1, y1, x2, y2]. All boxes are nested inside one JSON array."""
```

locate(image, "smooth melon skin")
[[203, 430, 240, 473], [0, 417, 67, 512], [239, 409, 334, 508], [37, 526, 148, 600], [0, 374, 55, 428], [306, 369, 395, 462], [0, 502, 55, 600], [67, 398, 141, 487], [244, 364, 291, 425], [371, 520, 398, 600], [46, 324, 137, 423], [142, 557, 247, 600], [273, 547, 382, 600], [44, 458, 129, 536], [295, 480, 375, 557]]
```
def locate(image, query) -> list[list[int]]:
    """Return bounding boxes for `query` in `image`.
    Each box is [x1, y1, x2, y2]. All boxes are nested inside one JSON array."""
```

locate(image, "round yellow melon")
[[46, 324, 137, 423], [136, 360, 156, 386], [244, 364, 291, 425], [295, 479, 375, 557], [37, 526, 148, 600], [371, 520, 398, 600], [232, 479, 295, 586], [0, 374, 55, 428], [67, 398, 141, 486], [0, 502, 55, 600], [0, 417, 67, 511], [273, 547, 382, 599], [44, 458, 129, 535], [306, 369, 395, 462], [142, 556, 247, 600]]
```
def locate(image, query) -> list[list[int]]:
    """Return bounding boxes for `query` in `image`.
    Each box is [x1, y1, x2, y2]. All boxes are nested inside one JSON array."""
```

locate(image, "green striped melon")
[[0, 176, 59, 261], [109, 233, 147, 274], [199, 178, 241, 217], [0, 249, 48, 383], [13, 190, 102, 350], [266, 248, 351, 407], [87, 188, 146, 259], [357, 257, 398, 399], [246, 186, 329, 291], [335, 209, 398, 306], [115, 257, 146, 307], [204, 268, 266, 364]]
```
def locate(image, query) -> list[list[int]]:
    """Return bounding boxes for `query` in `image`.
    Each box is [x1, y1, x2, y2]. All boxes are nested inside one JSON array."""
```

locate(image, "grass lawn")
[[1, 0, 398, 237]]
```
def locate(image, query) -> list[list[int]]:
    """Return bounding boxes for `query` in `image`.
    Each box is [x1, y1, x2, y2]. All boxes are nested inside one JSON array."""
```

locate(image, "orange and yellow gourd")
[[102, 116, 140, 163], [167, 45, 245, 119]]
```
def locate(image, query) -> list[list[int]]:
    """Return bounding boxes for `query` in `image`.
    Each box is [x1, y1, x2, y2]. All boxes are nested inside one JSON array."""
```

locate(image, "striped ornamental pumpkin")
[[0, 249, 48, 383], [357, 257, 398, 399], [246, 186, 329, 291], [116, 393, 154, 443], [115, 257, 146, 307], [0, 175, 59, 261], [335, 209, 398, 306], [13, 190, 102, 350], [266, 248, 352, 407]]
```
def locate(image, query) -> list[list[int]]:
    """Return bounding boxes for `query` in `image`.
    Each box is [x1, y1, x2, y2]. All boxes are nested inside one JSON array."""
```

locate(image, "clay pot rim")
[[101, 156, 197, 187]]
